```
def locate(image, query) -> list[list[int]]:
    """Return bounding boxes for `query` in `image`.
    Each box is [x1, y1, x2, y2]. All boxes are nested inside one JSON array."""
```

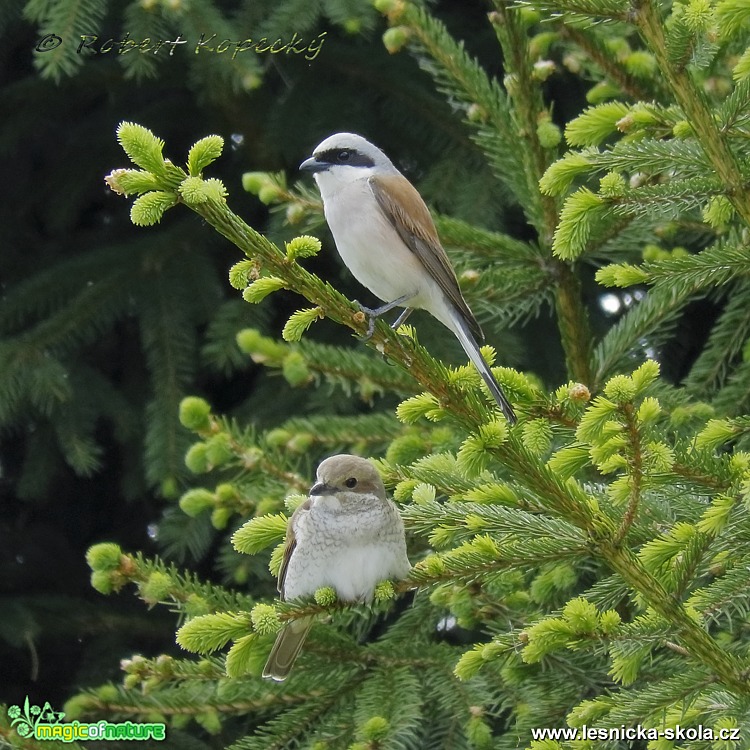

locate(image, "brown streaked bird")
[[262, 454, 411, 681], [300, 132, 517, 424]]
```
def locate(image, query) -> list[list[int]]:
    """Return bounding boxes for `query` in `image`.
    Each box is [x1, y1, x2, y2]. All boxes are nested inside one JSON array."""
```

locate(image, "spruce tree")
[[7, 0, 750, 748]]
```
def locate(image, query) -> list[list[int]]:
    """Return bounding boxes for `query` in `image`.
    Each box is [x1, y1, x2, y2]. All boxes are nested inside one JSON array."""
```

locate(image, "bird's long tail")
[[262, 616, 314, 681], [448, 309, 517, 424]]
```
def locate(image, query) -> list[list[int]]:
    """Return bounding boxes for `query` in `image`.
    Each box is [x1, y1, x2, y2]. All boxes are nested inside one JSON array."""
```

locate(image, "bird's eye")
[[337, 149, 352, 162], [344, 477, 358, 488]]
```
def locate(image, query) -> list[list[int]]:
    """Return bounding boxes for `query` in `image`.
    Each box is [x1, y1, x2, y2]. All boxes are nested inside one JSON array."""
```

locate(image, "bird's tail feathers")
[[449, 310, 517, 424], [262, 615, 314, 681]]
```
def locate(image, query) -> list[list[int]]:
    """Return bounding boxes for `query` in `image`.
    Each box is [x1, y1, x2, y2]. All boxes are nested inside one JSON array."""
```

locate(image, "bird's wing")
[[277, 499, 311, 597], [368, 173, 483, 342]]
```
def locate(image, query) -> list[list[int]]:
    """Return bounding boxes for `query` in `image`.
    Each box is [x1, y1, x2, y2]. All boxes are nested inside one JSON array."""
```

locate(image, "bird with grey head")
[[300, 132, 517, 424], [263, 454, 411, 681]]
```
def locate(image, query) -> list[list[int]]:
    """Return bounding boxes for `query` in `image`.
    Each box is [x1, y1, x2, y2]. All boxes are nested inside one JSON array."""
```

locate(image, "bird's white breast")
[[314, 171, 448, 319], [283, 492, 409, 602]]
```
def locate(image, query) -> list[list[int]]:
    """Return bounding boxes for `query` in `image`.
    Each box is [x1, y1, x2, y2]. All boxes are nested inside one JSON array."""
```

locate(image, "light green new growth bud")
[[522, 618, 575, 662], [116, 122, 167, 175], [536, 120, 562, 148], [684, 0, 714, 32], [696, 419, 738, 450], [140, 571, 173, 604], [394, 478, 419, 502], [285, 235, 322, 260], [196, 709, 222, 735], [86, 542, 123, 571], [314, 586, 338, 606], [418, 553, 446, 576], [585, 81, 621, 104], [552, 188, 606, 260], [282, 307, 324, 342], [244, 278, 282, 304], [282, 351, 313, 386], [179, 176, 210, 204], [258, 185, 283, 205], [539, 150, 592, 196], [90, 569, 115, 594], [228, 260, 255, 290], [374, 580, 396, 602], [200, 178, 227, 202], [241, 171, 269, 194], [211, 507, 232, 530], [565, 102, 629, 147], [96, 684, 121, 703], [187, 135, 224, 176], [624, 50, 657, 77], [465, 715, 493, 749], [637, 397, 662, 424], [457, 422, 507, 476], [646, 441, 674, 472], [343, 17, 362, 34], [604, 374, 636, 403], [383, 26, 411, 53], [185, 594, 211, 618], [179, 396, 212, 431], [286, 432, 315, 453], [396, 392, 440, 424], [599, 609, 621, 634], [266, 428, 292, 447], [567, 698, 612, 727], [672, 120, 693, 139], [702, 195, 734, 230], [104, 168, 160, 196], [599, 172, 626, 197], [733, 47, 750, 81], [454, 648, 486, 680], [631, 359, 660, 391], [562, 598, 599, 633], [532, 60, 556, 83], [184, 442, 210, 474], [359, 716, 390, 742], [466, 103, 488, 123], [595, 263, 649, 287], [412, 483, 436, 505], [236, 328, 288, 362], [547, 445, 590, 480], [205, 433, 234, 467], [232, 513, 288, 555], [250, 603, 281, 635], [179, 488, 215, 517], [130, 191, 176, 226], [576, 397, 619, 443], [522, 419, 553, 455], [373, 0, 404, 16]]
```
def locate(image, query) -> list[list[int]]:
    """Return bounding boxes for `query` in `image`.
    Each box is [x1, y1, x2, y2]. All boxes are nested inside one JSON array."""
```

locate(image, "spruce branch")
[[632, 0, 750, 226]]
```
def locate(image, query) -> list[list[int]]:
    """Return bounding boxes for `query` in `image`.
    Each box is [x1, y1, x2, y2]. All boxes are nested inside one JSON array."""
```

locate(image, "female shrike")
[[300, 133, 517, 424]]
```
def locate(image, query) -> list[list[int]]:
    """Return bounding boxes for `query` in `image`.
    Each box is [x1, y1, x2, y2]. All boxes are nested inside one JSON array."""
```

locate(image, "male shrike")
[[300, 133, 517, 424]]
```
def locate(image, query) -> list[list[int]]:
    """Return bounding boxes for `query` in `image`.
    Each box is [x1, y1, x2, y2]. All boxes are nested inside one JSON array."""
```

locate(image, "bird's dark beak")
[[300, 156, 326, 173], [309, 481, 332, 496]]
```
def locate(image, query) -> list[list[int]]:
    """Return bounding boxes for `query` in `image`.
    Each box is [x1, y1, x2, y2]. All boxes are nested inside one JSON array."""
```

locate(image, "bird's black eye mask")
[[316, 148, 375, 168]]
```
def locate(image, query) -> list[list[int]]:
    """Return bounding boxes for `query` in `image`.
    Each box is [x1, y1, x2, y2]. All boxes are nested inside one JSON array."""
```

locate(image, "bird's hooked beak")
[[309, 481, 332, 496], [299, 156, 327, 173]]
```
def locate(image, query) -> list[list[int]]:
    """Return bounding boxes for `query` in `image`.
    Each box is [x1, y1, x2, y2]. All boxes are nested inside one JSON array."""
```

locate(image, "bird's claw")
[[354, 302, 378, 341]]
